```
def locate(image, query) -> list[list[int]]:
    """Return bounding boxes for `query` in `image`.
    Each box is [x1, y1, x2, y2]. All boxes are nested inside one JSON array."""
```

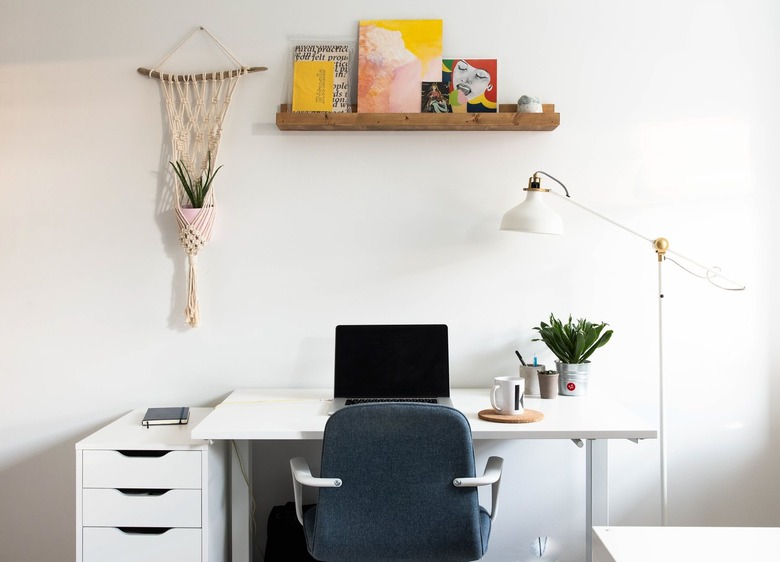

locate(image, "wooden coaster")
[[478, 408, 544, 424]]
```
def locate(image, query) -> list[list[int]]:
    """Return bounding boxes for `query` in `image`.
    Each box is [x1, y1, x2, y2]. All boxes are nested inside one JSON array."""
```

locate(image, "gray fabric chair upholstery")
[[290, 402, 502, 561]]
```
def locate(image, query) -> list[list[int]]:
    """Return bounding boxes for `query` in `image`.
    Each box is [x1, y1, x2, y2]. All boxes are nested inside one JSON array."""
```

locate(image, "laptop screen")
[[334, 324, 450, 398]]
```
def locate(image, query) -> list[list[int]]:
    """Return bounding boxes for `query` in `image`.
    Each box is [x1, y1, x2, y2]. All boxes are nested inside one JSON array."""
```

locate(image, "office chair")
[[290, 402, 503, 561]]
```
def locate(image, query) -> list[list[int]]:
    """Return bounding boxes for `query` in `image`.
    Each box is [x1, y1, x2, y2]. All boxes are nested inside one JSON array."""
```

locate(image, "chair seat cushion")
[[303, 496, 493, 561]]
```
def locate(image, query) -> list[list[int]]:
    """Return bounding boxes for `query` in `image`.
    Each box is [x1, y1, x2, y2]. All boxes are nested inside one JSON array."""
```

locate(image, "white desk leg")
[[586, 439, 609, 562], [231, 439, 252, 562]]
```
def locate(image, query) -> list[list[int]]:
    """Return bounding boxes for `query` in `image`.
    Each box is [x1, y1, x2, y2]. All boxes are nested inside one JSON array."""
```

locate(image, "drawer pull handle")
[[116, 488, 171, 496], [116, 450, 172, 458], [116, 527, 172, 535]]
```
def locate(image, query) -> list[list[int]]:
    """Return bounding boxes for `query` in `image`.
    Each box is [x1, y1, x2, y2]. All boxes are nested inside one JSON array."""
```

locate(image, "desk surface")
[[592, 526, 780, 561], [191, 388, 656, 441]]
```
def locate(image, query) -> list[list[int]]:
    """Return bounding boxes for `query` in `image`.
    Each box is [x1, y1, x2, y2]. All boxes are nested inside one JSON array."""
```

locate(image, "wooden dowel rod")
[[137, 66, 267, 81]]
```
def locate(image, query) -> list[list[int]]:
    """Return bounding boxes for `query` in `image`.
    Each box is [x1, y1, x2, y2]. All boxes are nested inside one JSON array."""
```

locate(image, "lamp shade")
[[500, 189, 564, 235]]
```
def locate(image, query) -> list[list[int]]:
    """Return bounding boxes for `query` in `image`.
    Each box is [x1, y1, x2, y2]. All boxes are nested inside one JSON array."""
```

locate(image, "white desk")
[[192, 388, 656, 562], [592, 526, 780, 561]]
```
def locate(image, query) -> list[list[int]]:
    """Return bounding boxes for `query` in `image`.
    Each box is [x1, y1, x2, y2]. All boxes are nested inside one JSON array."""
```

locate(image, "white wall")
[[1, 1, 778, 560]]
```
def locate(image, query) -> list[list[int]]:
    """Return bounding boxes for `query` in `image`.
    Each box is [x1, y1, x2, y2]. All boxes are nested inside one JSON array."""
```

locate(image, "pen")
[[515, 351, 526, 366], [533, 354, 538, 367]]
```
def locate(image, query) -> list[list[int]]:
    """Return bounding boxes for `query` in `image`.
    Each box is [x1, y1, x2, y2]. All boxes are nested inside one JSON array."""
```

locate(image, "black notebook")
[[142, 407, 190, 427]]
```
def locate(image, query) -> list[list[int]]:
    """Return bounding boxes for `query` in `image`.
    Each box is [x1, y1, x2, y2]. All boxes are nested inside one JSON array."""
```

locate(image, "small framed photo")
[[421, 82, 452, 113]]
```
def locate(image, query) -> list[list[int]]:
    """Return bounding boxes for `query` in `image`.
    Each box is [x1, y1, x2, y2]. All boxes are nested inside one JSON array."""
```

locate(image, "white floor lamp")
[[500, 171, 745, 525]]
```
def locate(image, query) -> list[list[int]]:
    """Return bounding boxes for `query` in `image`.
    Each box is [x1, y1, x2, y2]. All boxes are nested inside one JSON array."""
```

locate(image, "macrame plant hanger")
[[138, 27, 266, 327]]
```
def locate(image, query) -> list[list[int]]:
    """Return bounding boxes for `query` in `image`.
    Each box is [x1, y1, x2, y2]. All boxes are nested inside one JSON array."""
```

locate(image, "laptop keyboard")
[[345, 398, 438, 405]]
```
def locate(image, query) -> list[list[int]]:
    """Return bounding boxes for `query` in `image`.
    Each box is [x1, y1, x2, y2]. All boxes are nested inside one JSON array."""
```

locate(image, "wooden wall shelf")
[[275, 104, 560, 131]]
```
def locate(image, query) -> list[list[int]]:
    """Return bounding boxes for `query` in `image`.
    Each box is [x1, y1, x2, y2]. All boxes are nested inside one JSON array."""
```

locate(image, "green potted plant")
[[169, 151, 223, 211], [532, 313, 613, 396]]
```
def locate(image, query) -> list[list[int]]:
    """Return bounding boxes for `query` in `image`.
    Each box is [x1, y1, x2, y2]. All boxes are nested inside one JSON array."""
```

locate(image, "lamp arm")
[[548, 190, 655, 245], [546, 190, 745, 291]]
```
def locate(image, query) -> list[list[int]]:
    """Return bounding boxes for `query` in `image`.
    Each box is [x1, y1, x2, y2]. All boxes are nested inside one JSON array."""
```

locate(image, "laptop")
[[328, 324, 454, 414]]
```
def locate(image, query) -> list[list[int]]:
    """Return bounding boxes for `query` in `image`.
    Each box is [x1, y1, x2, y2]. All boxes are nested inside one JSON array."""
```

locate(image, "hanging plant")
[[169, 151, 223, 208], [140, 26, 266, 328]]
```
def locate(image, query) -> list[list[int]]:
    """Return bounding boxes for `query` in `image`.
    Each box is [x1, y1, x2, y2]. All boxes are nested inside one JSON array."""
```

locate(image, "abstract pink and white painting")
[[357, 19, 443, 113]]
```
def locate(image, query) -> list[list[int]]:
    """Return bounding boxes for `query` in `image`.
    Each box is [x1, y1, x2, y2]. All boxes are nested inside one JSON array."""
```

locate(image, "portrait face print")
[[452, 60, 491, 101]]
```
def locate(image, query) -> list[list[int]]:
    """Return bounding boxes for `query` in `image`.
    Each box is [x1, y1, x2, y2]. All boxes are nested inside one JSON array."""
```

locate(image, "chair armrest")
[[452, 456, 503, 520], [289, 457, 343, 525]]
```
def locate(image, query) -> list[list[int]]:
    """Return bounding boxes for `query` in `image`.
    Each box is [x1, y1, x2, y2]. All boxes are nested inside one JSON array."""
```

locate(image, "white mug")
[[490, 376, 525, 415]]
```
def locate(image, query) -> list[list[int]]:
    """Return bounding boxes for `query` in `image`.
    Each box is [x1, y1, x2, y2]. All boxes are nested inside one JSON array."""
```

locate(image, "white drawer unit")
[[76, 408, 228, 562]]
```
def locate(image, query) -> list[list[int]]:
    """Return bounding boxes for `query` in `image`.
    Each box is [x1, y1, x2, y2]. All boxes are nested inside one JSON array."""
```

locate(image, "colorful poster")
[[358, 19, 443, 113], [442, 59, 498, 113], [292, 44, 351, 112]]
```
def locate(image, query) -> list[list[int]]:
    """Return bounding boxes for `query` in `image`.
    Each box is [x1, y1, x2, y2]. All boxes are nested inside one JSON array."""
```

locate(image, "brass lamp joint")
[[654, 237, 669, 261]]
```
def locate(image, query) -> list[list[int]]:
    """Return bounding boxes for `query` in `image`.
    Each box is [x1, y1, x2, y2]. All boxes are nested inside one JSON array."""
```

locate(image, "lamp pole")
[[656, 241, 669, 526], [551, 186, 674, 521]]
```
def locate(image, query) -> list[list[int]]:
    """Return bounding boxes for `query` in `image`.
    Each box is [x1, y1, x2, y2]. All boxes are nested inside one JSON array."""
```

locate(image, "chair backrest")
[[307, 402, 489, 561]]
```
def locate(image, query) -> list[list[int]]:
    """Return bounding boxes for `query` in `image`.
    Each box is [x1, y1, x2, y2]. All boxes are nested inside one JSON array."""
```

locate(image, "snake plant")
[[169, 152, 223, 208]]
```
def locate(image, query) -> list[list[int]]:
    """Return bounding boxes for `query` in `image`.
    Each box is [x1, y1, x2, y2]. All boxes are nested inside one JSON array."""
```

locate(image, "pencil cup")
[[490, 376, 525, 415], [520, 364, 544, 396]]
